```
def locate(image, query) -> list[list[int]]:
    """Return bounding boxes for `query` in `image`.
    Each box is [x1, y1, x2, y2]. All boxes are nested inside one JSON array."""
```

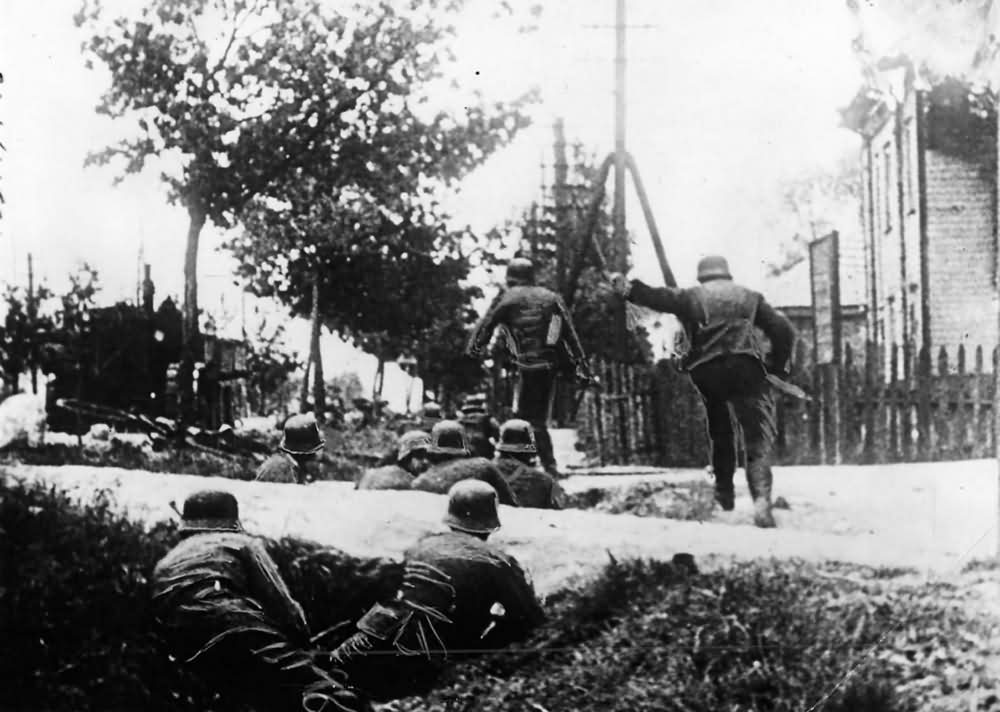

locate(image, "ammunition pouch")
[[356, 602, 413, 642]]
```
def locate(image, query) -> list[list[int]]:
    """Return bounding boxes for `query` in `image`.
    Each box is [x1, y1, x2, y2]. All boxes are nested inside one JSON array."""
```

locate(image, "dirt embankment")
[[9, 458, 997, 597]]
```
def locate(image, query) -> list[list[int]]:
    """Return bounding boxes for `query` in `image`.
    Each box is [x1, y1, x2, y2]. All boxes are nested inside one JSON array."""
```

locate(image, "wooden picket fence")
[[576, 341, 997, 467]]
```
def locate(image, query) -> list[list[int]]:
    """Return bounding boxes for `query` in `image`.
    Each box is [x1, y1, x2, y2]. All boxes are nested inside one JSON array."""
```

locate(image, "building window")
[[883, 144, 892, 230]]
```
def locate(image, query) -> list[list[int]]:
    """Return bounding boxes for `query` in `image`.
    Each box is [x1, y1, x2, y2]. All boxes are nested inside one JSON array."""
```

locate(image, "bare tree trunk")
[[310, 270, 325, 420], [299, 349, 312, 414], [181, 204, 206, 423]]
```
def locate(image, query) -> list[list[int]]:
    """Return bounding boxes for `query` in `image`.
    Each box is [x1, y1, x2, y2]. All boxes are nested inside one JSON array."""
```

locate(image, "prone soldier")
[[328, 480, 545, 702], [410, 420, 519, 506], [355, 430, 431, 490], [458, 393, 501, 460], [151, 490, 363, 712], [255, 412, 325, 484], [493, 419, 567, 509], [608, 255, 796, 528]]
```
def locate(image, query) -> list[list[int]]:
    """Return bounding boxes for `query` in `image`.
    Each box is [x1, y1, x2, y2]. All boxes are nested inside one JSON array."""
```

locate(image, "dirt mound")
[[566, 478, 716, 521]]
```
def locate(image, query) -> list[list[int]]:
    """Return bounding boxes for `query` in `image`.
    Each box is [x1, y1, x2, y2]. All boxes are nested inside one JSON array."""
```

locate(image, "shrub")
[[391, 558, 996, 712]]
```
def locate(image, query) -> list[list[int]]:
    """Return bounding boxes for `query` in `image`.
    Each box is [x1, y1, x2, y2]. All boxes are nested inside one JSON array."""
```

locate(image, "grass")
[[565, 479, 718, 521], [3, 472, 999, 712]]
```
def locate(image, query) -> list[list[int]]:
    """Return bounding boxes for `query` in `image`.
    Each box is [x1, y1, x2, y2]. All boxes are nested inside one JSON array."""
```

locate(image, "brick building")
[[842, 68, 997, 377]]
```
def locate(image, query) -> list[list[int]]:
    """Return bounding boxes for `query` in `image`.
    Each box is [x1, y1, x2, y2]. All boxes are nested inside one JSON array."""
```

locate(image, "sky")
[[0, 0, 866, 407]]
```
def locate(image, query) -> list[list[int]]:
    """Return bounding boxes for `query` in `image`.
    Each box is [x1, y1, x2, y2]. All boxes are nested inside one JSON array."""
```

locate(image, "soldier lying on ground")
[[608, 255, 796, 528], [355, 430, 431, 490], [458, 393, 501, 460], [492, 419, 567, 509], [411, 419, 519, 506], [327, 480, 545, 702], [152, 490, 364, 712], [255, 412, 325, 484]]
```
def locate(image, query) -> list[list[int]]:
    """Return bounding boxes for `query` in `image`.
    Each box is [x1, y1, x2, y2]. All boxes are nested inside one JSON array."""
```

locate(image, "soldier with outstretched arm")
[[608, 255, 796, 528], [466, 257, 593, 478]]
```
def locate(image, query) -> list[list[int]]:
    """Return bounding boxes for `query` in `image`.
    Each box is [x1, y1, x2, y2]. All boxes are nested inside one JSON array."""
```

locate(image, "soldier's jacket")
[[467, 284, 587, 371], [494, 456, 566, 510], [330, 531, 544, 701], [411, 457, 519, 506], [254, 452, 304, 484], [151, 532, 310, 660], [152, 533, 364, 712], [627, 278, 795, 374], [460, 414, 500, 460], [355, 464, 414, 491]]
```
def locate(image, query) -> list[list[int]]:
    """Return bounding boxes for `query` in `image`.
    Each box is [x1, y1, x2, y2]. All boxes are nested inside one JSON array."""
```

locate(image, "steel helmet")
[[696, 255, 732, 283], [496, 418, 537, 455], [427, 420, 470, 457], [280, 412, 325, 455], [397, 430, 432, 463], [179, 490, 243, 533], [422, 402, 443, 419], [443, 479, 501, 534], [506, 257, 535, 286]]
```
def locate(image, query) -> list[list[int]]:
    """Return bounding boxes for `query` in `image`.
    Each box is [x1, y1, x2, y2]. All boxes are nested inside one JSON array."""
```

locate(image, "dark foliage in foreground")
[[0, 473, 396, 712], [2, 473, 997, 711]]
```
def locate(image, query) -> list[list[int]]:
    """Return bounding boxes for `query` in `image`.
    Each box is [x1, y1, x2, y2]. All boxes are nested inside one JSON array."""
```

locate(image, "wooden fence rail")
[[577, 342, 997, 467]]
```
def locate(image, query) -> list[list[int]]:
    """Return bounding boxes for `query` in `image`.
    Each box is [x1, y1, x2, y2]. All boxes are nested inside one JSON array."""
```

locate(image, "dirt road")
[[8, 458, 997, 596]]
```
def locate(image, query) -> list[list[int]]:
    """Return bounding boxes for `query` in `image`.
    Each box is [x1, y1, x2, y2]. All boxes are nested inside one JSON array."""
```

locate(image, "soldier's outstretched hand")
[[605, 272, 631, 298]]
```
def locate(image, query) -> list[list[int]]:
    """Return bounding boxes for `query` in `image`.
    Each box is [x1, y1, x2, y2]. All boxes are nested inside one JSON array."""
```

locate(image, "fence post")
[[916, 345, 933, 461], [889, 344, 900, 460], [973, 346, 985, 459]]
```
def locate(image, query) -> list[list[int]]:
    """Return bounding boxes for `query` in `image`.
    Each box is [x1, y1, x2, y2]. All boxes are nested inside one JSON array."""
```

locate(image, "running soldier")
[[608, 255, 796, 528], [328, 480, 544, 702], [255, 412, 325, 484], [151, 490, 363, 712], [493, 419, 566, 509], [355, 430, 432, 490], [410, 420, 519, 506], [466, 257, 593, 478]]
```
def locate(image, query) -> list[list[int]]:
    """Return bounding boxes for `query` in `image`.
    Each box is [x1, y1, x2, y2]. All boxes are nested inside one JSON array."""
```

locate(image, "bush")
[[0, 472, 400, 712], [390, 558, 997, 712], [0, 440, 364, 482]]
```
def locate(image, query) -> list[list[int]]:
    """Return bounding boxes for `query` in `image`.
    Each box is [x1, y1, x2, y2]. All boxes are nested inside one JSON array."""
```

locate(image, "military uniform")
[[152, 530, 361, 712], [618, 256, 795, 527], [329, 531, 544, 702], [355, 464, 414, 490], [254, 452, 305, 484], [411, 457, 519, 506], [459, 412, 501, 460], [494, 456, 565, 509], [467, 263, 590, 475]]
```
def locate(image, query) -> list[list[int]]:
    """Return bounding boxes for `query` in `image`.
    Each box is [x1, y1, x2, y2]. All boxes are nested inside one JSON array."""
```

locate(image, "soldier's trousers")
[[690, 356, 776, 502], [513, 367, 557, 469], [156, 605, 365, 712]]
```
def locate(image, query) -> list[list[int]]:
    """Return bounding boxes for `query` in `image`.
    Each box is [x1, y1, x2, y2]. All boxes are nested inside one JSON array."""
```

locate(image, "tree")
[[244, 315, 298, 416], [76, 0, 533, 420], [232, 189, 495, 401], [763, 153, 862, 278]]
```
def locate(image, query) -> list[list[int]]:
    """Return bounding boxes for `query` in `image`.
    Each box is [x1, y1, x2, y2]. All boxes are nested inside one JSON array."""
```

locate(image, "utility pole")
[[612, 0, 627, 273], [27, 253, 37, 394]]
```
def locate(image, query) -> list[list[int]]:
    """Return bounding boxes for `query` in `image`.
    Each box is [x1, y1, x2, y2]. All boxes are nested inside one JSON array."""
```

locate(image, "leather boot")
[[708, 466, 735, 511], [748, 460, 775, 528]]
